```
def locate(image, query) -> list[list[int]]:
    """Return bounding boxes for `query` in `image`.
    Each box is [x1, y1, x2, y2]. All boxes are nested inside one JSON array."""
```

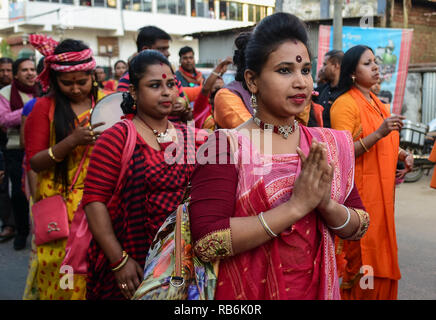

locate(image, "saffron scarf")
[[347, 86, 401, 280], [28, 34, 96, 92], [10, 78, 38, 111], [178, 66, 204, 86], [215, 125, 355, 300]]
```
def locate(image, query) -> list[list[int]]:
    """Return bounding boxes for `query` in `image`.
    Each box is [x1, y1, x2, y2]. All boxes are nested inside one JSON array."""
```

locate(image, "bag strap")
[[67, 96, 97, 193], [68, 144, 90, 193], [107, 119, 137, 207], [170, 204, 185, 288]]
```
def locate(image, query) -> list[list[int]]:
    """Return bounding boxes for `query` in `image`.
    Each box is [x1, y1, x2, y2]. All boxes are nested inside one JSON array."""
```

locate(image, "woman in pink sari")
[[189, 12, 370, 300]]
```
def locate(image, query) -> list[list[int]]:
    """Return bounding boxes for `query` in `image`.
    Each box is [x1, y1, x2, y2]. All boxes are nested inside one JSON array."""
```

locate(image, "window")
[[122, 0, 152, 11], [32, 0, 73, 3], [94, 0, 105, 7], [248, 4, 255, 22], [228, 2, 242, 21], [97, 37, 119, 57], [219, 1, 227, 20], [78, 0, 116, 7], [191, 0, 208, 18], [256, 6, 267, 22], [158, 0, 185, 15]]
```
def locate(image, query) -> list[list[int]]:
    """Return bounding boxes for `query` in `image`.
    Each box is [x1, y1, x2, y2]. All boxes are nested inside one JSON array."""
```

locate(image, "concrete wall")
[[391, 0, 436, 64], [198, 34, 238, 66]]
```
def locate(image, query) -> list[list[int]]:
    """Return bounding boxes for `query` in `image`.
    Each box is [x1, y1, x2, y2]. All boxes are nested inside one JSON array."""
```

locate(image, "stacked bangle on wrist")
[[111, 250, 129, 272], [211, 71, 222, 77], [48, 147, 63, 162]]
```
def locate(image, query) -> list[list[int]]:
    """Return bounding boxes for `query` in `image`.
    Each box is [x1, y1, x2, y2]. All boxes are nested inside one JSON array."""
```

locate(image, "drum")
[[90, 92, 125, 132]]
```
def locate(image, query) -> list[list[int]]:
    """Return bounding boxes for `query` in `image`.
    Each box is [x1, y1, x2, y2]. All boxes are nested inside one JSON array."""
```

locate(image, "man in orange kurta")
[[330, 87, 401, 300]]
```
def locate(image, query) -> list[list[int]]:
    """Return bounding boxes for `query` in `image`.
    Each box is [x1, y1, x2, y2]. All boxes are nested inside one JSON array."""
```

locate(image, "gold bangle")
[[48, 147, 63, 162], [359, 138, 369, 153], [258, 212, 278, 238], [111, 254, 129, 272]]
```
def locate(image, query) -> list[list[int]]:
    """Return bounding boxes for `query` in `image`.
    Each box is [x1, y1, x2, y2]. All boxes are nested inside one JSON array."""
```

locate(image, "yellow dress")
[[23, 91, 105, 300], [35, 109, 91, 300]]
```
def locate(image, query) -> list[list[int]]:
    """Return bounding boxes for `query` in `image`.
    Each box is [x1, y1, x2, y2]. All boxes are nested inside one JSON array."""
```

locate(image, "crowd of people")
[[0, 11, 433, 301]]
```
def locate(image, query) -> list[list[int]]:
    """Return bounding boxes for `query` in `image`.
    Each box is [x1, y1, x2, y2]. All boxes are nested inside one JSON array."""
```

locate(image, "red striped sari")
[[214, 126, 355, 300]]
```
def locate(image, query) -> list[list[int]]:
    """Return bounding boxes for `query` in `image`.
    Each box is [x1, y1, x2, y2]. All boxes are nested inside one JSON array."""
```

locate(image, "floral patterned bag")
[[132, 200, 217, 300]]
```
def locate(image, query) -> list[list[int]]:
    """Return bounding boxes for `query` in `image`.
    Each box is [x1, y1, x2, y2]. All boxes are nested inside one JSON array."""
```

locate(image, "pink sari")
[[215, 125, 355, 300]]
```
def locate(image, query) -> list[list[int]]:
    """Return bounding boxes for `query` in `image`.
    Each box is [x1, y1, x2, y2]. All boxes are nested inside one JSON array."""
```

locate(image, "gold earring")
[[351, 75, 356, 83], [93, 81, 98, 87]]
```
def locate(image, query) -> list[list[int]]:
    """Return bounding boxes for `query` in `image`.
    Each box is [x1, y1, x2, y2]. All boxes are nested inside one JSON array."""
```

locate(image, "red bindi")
[[162, 74, 167, 79]]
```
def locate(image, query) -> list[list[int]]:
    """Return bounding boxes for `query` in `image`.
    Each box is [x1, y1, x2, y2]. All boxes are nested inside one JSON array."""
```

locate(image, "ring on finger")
[[92, 135, 97, 141], [120, 283, 127, 289], [90, 130, 95, 137]]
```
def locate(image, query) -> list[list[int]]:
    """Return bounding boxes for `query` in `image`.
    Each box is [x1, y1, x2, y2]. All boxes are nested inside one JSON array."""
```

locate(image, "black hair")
[[234, 12, 311, 90], [12, 58, 35, 76], [336, 45, 373, 97], [233, 32, 251, 83], [136, 26, 171, 53], [36, 57, 45, 75], [179, 46, 194, 58], [325, 49, 344, 66], [379, 90, 392, 101], [0, 57, 13, 65], [121, 50, 173, 115], [114, 59, 127, 69], [49, 39, 98, 194]]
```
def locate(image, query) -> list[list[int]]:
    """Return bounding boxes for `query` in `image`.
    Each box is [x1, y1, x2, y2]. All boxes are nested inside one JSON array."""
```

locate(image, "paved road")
[[1, 170, 435, 300]]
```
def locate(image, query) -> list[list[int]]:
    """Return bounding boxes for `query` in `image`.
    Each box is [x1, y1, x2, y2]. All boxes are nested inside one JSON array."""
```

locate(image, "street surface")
[[0, 170, 435, 300]]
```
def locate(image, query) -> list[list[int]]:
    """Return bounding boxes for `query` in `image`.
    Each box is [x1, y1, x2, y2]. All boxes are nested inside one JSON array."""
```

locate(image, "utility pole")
[[403, 0, 412, 28], [333, 0, 343, 50]]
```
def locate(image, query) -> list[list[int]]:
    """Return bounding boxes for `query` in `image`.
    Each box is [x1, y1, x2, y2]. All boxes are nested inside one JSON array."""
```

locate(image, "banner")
[[317, 25, 413, 115]]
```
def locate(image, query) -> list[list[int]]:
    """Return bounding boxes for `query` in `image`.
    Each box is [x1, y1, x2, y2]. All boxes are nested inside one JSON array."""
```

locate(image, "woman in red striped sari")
[[82, 50, 206, 300]]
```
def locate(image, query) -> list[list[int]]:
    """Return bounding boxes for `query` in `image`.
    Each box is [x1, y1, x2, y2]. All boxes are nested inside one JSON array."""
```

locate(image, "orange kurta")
[[330, 87, 401, 299]]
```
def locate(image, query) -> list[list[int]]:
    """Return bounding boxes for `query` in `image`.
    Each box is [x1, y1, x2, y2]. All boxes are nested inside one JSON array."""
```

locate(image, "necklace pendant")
[[157, 134, 172, 144], [278, 126, 289, 139]]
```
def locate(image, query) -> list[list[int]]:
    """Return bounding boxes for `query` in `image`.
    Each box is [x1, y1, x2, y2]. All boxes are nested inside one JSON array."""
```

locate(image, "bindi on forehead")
[[296, 55, 302, 63], [162, 73, 167, 79]]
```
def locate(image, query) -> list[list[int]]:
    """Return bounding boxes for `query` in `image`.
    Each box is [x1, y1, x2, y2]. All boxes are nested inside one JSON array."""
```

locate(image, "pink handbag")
[[62, 120, 137, 275], [32, 145, 90, 246]]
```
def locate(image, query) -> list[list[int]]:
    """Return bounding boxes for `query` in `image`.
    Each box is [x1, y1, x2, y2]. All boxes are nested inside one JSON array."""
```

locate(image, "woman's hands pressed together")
[[292, 138, 333, 218]]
